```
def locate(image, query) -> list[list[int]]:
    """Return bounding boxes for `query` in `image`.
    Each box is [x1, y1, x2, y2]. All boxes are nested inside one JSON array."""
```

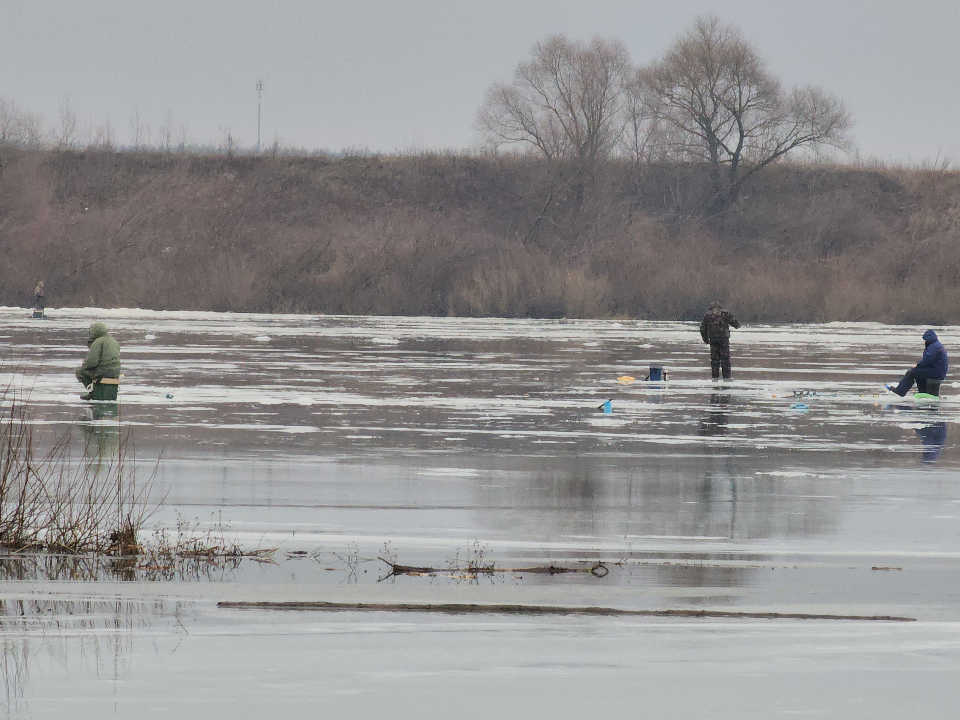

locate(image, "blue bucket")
[[648, 365, 664, 382]]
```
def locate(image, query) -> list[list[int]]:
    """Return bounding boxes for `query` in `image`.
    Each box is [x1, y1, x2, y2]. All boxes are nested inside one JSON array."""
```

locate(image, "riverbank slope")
[[2, 148, 957, 322]]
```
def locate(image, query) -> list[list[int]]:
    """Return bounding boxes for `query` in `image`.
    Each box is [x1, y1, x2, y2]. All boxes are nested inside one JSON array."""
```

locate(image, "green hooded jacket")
[[80, 322, 121, 378]]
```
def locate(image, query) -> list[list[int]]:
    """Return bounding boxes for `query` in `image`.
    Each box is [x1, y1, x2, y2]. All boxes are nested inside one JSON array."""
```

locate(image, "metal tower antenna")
[[256, 79, 263, 153]]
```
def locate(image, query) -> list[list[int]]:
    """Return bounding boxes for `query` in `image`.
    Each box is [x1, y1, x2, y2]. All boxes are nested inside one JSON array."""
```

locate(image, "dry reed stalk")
[[138, 512, 277, 577], [0, 379, 157, 554]]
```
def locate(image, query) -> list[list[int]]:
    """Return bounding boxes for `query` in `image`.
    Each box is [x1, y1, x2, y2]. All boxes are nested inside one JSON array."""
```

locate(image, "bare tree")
[[0, 98, 16, 146], [90, 119, 115, 149], [0, 98, 42, 147], [477, 35, 631, 167], [621, 71, 675, 167], [16, 112, 44, 147], [641, 16, 851, 205], [158, 111, 174, 153], [56, 96, 79, 150], [219, 128, 239, 157], [130, 108, 149, 151], [176, 123, 189, 153]]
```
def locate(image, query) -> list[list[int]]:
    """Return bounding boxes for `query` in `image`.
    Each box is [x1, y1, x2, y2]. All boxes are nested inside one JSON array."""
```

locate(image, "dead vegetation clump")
[[379, 541, 608, 581], [0, 386, 154, 554], [0, 376, 275, 573], [136, 512, 276, 580]]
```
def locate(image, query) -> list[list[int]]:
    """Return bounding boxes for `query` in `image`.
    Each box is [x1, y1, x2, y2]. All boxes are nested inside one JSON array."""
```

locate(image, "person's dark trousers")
[[709, 338, 732, 380], [892, 369, 940, 396]]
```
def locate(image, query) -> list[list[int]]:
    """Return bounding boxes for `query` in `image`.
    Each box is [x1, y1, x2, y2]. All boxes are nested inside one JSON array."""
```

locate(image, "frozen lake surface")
[[2, 308, 959, 717]]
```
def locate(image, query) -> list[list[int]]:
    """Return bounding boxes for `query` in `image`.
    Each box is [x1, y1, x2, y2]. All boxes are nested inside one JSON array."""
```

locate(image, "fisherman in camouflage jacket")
[[699, 301, 741, 380]]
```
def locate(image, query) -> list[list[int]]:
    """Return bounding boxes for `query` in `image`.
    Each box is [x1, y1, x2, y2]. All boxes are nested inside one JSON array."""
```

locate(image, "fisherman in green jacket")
[[75, 321, 121, 399]]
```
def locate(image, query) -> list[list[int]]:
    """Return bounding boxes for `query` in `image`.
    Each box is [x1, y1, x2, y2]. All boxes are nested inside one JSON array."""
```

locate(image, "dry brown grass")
[[2, 147, 960, 321]]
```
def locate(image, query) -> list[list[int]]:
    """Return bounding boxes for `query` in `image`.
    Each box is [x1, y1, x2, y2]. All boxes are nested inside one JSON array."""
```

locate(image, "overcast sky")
[[1, 0, 958, 164]]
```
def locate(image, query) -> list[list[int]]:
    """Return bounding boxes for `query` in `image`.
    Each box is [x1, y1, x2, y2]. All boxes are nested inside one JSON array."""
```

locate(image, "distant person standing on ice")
[[34, 281, 45, 311], [887, 330, 948, 397], [700, 301, 741, 381], [75, 322, 121, 399]]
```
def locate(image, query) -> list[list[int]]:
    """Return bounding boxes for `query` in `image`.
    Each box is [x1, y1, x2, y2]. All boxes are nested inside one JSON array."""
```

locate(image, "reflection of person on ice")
[[916, 422, 948, 463], [75, 322, 121, 400], [700, 301, 741, 380], [887, 329, 948, 397]]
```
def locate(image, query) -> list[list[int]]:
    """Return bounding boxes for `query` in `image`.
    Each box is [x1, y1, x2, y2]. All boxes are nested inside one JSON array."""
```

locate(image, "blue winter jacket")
[[915, 330, 948, 380]]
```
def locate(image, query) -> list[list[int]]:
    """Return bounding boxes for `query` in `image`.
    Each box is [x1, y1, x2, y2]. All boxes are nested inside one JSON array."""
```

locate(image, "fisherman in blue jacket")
[[887, 329, 948, 396]]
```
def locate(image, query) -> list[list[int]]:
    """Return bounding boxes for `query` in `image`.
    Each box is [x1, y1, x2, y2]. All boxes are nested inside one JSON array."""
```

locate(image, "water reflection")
[[525, 462, 603, 537], [915, 421, 948, 464], [0, 597, 181, 715], [492, 453, 837, 551], [648, 563, 754, 605], [77, 404, 120, 458], [0, 552, 242, 583], [695, 392, 736, 542], [698, 391, 730, 436]]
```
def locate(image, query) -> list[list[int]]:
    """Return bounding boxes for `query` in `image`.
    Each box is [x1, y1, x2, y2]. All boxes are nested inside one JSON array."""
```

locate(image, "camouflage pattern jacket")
[[700, 308, 741, 343]]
